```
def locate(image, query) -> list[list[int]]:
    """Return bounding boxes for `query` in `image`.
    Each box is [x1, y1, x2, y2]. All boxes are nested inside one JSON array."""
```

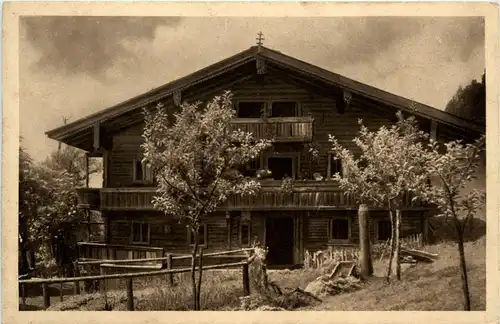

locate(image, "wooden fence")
[[304, 233, 425, 270], [19, 248, 256, 311]]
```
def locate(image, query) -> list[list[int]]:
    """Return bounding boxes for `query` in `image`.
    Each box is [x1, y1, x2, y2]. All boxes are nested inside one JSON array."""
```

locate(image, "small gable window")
[[237, 102, 264, 119]]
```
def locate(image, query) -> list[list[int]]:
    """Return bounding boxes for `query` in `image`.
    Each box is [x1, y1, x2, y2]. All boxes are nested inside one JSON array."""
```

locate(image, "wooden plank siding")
[[106, 73, 397, 187]]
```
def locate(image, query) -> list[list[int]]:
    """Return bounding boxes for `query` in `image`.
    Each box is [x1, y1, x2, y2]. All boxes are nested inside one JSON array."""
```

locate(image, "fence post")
[[126, 278, 134, 311], [73, 262, 81, 295], [42, 283, 50, 309], [242, 262, 250, 296], [100, 266, 108, 308], [60, 282, 64, 302], [166, 254, 174, 286]]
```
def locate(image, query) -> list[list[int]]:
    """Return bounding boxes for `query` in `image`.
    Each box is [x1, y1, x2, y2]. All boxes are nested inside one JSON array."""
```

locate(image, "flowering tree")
[[329, 112, 430, 281], [19, 140, 102, 276], [142, 91, 271, 310], [421, 135, 485, 310]]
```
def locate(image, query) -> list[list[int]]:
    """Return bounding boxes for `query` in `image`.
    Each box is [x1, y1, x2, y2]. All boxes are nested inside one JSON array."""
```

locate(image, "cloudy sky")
[[20, 16, 485, 161]]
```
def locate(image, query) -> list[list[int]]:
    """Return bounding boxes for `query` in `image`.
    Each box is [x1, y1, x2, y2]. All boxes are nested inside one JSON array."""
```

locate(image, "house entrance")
[[266, 216, 294, 266]]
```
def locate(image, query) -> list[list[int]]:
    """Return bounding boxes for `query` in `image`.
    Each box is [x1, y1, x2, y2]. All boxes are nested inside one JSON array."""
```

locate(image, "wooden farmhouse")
[[46, 44, 485, 268]]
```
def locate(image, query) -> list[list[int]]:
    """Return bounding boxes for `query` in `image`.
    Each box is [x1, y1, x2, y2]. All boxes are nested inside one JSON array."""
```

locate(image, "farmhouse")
[[45, 42, 485, 268]]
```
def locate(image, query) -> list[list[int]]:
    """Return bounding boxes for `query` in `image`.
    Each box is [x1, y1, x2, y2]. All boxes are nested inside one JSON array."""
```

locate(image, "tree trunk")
[[385, 209, 396, 283], [191, 229, 199, 311], [395, 209, 402, 280], [196, 248, 204, 310], [358, 204, 373, 278], [455, 219, 471, 311]]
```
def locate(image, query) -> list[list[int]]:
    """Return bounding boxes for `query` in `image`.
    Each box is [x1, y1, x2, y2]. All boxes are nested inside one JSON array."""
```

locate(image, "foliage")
[[419, 135, 486, 310], [142, 90, 272, 310], [329, 111, 431, 281], [19, 141, 102, 276], [142, 90, 271, 228], [445, 71, 485, 124]]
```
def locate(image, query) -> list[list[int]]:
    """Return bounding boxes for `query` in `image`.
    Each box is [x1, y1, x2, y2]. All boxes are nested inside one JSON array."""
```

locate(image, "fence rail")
[[19, 248, 255, 311]]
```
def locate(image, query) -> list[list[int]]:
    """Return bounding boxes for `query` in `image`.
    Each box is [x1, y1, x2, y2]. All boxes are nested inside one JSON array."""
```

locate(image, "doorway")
[[266, 216, 294, 266]]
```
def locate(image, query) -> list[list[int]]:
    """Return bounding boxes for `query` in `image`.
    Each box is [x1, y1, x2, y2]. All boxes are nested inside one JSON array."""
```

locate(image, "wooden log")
[[42, 283, 50, 309], [126, 278, 134, 311], [242, 263, 250, 296], [358, 204, 374, 278]]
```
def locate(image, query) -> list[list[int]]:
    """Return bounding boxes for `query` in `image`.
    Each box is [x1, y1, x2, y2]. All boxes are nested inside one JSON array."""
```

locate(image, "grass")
[[306, 237, 486, 311]]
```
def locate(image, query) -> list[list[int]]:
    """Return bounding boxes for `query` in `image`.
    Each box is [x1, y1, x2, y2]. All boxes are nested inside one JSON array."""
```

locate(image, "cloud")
[[20, 16, 182, 77]]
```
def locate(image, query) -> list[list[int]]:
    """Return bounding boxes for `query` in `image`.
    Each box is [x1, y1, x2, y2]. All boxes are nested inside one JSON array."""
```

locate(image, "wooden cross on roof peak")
[[256, 32, 265, 46]]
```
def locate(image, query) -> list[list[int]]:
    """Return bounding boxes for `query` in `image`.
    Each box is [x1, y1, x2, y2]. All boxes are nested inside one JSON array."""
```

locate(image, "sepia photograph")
[[4, 2, 498, 321]]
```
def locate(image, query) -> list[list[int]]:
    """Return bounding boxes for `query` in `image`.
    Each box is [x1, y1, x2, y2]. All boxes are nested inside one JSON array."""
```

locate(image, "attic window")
[[271, 102, 297, 117], [237, 102, 264, 119]]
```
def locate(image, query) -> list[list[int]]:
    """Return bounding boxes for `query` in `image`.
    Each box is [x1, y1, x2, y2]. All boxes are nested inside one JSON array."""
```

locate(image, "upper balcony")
[[76, 180, 425, 212], [228, 117, 313, 142]]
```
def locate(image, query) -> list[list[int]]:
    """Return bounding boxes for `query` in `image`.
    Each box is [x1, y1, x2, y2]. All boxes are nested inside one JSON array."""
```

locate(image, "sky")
[[19, 16, 485, 162]]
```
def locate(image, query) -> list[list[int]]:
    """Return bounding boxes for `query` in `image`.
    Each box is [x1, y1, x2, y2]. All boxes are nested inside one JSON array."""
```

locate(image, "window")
[[239, 158, 261, 178], [131, 222, 150, 244], [330, 218, 349, 241], [327, 153, 343, 179], [240, 223, 251, 246], [188, 224, 207, 246], [237, 102, 264, 119], [377, 220, 392, 241], [270, 102, 298, 118], [133, 158, 153, 183], [267, 156, 295, 180]]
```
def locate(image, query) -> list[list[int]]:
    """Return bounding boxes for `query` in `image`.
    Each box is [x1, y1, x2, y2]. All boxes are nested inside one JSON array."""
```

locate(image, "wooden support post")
[[84, 153, 90, 188], [242, 263, 250, 296], [42, 283, 50, 309], [166, 254, 174, 286], [60, 282, 64, 302], [358, 204, 374, 278], [126, 278, 134, 311], [21, 283, 26, 306]]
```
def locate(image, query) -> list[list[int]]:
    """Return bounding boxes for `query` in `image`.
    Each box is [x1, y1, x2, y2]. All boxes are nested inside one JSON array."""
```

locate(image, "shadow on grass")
[[428, 216, 486, 244]]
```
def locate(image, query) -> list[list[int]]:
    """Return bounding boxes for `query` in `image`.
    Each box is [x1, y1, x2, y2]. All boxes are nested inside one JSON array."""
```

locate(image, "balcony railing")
[[76, 188, 101, 209], [77, 181, 424, 211], [229, 117, 313, 142]]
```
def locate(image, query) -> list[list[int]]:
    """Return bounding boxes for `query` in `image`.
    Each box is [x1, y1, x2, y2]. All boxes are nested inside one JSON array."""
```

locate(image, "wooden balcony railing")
[[82, 181, 425, 211], [100, 188, 158, 211], [76, 188, 101, 209], [229, 117, 313, 142]]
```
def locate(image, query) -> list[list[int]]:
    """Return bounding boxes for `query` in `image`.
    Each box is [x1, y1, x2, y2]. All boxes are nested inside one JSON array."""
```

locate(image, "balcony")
[[78, 181, 425, 211], [76, 188, 101, 209], [96, 181, 353, 211], [228, 117, 313, 142]]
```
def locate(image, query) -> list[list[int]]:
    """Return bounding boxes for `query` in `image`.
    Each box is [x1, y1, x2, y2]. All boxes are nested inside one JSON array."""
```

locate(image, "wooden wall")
[[106, 73, 395, 187], [304, 210, 425, 253]]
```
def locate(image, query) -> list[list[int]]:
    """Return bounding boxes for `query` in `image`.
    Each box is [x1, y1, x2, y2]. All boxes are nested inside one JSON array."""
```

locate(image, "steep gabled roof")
[[46, 45, 485, 151]]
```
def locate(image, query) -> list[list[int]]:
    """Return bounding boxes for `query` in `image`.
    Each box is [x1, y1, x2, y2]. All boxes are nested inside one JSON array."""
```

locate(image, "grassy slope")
[[306, 237, 486, 311]]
